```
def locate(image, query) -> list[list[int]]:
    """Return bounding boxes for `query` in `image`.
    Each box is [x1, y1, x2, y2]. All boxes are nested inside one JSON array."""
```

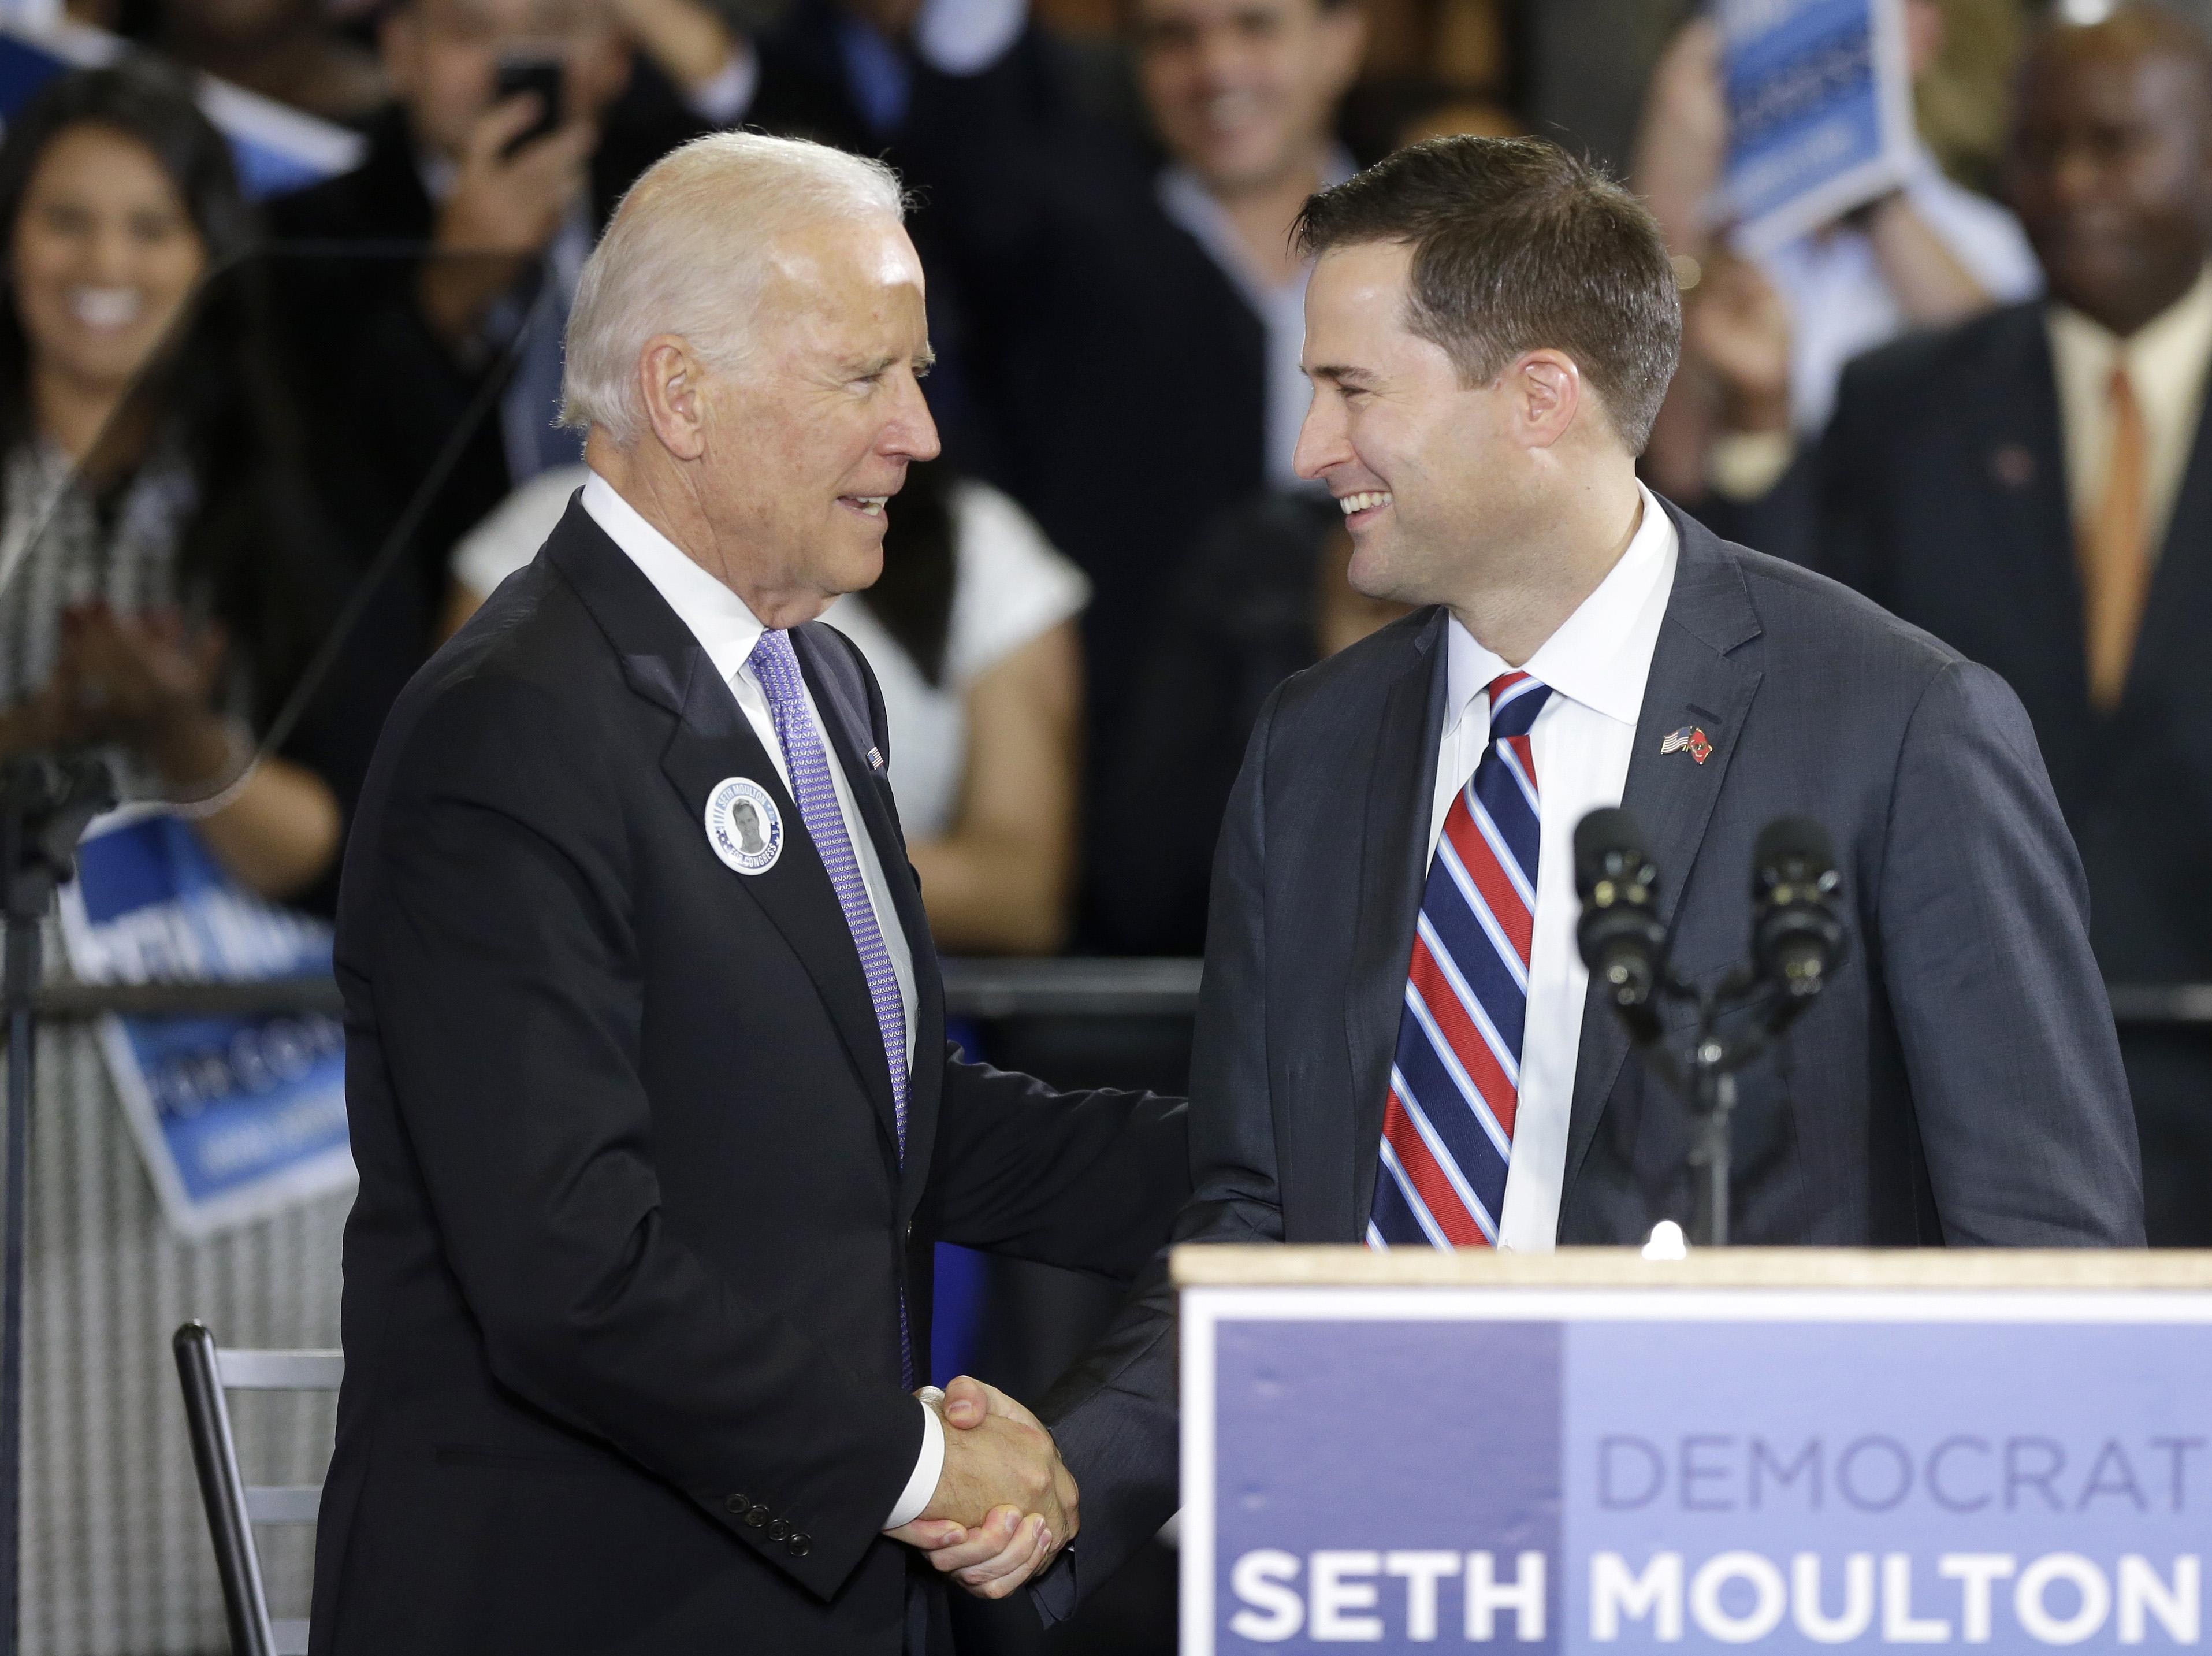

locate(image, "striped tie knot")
[[1486, 670, 1552, 740]]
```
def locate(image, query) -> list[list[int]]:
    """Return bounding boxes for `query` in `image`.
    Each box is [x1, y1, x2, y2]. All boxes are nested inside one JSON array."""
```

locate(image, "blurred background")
[[0, 0, 2203, 1648]]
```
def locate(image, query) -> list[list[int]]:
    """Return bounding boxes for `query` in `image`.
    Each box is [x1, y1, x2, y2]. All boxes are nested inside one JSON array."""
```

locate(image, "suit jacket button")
[[746, 1503, 771, 1528], [725, 1494, 749, 1516], [768, 1518, 791, 1542], [789, 1533, 812, 1557]]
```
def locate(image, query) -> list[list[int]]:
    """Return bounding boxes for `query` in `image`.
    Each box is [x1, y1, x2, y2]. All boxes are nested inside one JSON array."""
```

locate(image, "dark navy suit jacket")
[[1033, 499, 2145, 1618], [311, 500, 1187, 1655]]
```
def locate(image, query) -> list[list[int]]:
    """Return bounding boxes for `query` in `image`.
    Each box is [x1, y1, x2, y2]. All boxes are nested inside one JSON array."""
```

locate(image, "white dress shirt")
[[1426, 485, 1679, 1251], [2048, 263, 2212, 562], [578, 473, 943, 1527]]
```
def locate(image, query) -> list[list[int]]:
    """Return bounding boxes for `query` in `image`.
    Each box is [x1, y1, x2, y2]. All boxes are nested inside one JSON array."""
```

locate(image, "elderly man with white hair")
[[310, 131, 1187, 1655]]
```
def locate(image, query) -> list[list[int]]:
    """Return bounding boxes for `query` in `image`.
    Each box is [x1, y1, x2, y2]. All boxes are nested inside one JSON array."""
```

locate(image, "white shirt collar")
[[1444, 482, 1679, 736], [581, 469, 767, 685]]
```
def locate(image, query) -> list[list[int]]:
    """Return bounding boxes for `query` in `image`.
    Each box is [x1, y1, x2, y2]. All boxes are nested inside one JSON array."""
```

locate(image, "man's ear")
[[638, 335, 709, 462], [1510, 348, 1582, 451]]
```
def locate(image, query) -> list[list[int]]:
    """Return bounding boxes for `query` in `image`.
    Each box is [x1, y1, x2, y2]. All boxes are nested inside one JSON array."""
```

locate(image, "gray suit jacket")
[[1033, 500, 2144, 1620]]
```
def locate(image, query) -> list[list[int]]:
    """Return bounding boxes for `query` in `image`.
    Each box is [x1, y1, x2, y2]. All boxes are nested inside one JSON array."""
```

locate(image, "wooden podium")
[[1172, 1245, 2212, 1654]]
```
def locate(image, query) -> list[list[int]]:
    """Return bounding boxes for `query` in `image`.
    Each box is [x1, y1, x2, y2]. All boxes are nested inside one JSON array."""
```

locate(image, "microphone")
[[1574, 808, 1668, 1020], [1750, 816, 1846, 1008]]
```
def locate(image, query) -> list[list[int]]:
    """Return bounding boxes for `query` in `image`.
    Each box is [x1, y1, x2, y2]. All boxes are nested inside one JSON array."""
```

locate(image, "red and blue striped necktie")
[[1370, 670, 1552, 1250]]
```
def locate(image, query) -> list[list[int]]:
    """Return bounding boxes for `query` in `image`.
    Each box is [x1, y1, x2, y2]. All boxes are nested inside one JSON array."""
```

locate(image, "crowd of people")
[[2, 0, 2212, 1646], [0, 0, 2212, 1629], [3, 0, 2195, 1206]]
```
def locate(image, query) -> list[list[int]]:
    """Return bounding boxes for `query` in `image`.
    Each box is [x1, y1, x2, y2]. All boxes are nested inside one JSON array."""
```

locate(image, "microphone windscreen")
[[1754, 816, 1836, 883], [1574, 807, 1647, 896]]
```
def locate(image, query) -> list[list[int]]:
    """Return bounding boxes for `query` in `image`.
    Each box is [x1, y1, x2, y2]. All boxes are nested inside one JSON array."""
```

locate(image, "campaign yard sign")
[[1719, 0, 1916, 256], [57, 809, 352, 1237], [1183, 1274, 2212, 1653]]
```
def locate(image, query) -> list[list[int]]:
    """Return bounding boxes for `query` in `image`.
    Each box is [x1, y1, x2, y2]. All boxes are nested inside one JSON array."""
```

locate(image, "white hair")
[[559, 131, 906, 447]]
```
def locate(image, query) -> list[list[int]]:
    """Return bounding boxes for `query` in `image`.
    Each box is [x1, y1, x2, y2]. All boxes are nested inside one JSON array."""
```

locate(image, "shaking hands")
[[888, 1376, 1076, 1599]]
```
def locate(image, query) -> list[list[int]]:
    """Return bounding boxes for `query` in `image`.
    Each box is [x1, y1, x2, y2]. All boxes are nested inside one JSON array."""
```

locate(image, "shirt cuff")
[[914, 0, 1025, 75], [685, 41, 760, 126], [1706, 429, 1795, 502], [883, 1397, 946, 1529]]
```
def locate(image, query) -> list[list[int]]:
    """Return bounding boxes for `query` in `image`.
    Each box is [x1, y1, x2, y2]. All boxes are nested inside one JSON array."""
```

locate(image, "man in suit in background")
[[942, 134, 2144, 1619], [313, 132, 1186, 1654], [1820, 4, 2212, 1245]]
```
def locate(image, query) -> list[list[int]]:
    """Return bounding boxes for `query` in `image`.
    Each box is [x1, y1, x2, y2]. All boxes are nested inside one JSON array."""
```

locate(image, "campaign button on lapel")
[[705, 777, 783, 875]]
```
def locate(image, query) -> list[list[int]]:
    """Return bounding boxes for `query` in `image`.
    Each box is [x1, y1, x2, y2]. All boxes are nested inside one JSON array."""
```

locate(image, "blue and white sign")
[[57, 809, 352, 1238], [1719, 0, 1915, 256], [1184, 1280, 2212, 1651]]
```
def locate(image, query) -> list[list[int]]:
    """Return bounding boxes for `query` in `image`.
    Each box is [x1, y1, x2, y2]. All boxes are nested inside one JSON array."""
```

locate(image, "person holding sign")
[[992, 134, 2144, 1622], [316, 132, 1187, 1653], [1633, 0, 2039, 545]]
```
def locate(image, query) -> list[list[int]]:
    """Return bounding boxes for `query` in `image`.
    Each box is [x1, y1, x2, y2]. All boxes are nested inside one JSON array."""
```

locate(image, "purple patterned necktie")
[[747, 628, 915, 1382]]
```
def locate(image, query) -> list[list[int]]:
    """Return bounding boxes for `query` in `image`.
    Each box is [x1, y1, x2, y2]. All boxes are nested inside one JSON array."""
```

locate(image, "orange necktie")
[[2080, 363, 2152, 712]]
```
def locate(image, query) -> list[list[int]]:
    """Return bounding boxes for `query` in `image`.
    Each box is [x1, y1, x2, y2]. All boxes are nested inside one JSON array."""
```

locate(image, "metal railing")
[[17, 965, 2212, 1026], [22, 959, 1206, 1022]]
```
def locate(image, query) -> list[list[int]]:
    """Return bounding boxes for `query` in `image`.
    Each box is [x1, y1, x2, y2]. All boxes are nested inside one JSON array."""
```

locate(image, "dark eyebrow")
[[1307, 363, 1377, 388]]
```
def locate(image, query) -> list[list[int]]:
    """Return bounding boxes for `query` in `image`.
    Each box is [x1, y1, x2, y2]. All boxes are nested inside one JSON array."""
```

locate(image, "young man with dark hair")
[[909, 133, 2146, 1614]]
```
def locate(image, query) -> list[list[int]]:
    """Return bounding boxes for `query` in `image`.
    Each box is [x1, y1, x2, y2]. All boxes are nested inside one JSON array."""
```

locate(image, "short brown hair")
[[1294, 136, 1682, 453]]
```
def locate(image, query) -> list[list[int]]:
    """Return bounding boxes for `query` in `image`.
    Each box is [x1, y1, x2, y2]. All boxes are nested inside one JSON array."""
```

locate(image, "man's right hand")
[[917, 1377, 1076, 1537], [418, 95, 597, 349], [887, 1376, 1077, 1597]]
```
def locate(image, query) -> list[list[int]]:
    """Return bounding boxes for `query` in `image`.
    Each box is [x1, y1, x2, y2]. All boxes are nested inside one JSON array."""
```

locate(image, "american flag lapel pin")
[[1661, 725, 1713, 764], [865, 746, 886, 773]]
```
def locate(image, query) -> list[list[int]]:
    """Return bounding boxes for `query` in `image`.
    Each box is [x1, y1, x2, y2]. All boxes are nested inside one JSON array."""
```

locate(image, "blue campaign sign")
[[1719, 0, 1914, 255], [57, 809, 353, 1237], [1184, 1281, 2212, 1652]]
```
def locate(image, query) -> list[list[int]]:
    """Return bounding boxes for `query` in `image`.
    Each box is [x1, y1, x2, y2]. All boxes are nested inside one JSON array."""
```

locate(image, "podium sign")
[[1177, 1249, 2212, 1654]]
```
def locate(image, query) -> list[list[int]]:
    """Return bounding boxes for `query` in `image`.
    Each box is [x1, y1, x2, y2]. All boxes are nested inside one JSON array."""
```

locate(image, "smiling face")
[[689, 213, 940, 614], [1294, 238, 1539, 608], [2006, 24, 2212, 339], [1133, 0, 1362, 195], [11, 123, 208, 404]]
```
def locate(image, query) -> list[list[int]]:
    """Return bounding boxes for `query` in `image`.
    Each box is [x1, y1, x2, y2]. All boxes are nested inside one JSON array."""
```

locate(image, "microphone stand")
[[0, 755, 114, 1656], [1596, 967, 1791, 1249]]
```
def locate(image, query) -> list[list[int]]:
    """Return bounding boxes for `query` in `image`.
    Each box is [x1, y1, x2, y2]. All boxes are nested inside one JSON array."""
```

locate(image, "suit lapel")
[[2125, 352, 2212, 710], [545, 506, 906, 1164], [794, 625, 943, 1221], [1342, 611, 1449, 1232], [1560, 508, 1764, 1206]]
